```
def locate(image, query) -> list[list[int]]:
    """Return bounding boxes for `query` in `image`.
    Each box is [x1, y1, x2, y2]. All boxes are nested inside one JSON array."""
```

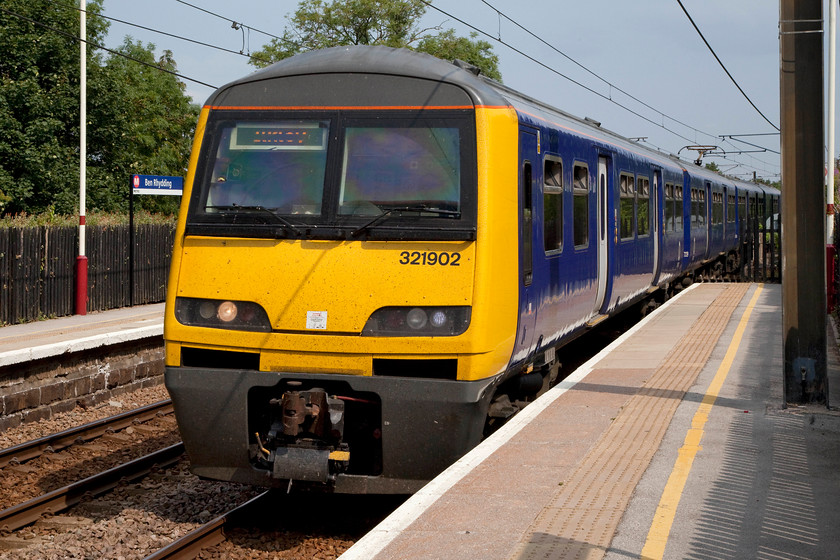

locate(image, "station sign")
[[132, 174, 183, 196]]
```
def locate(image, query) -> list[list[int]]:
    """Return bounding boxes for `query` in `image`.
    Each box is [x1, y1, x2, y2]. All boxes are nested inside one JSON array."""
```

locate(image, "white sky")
[[97, 0, 840, 183]]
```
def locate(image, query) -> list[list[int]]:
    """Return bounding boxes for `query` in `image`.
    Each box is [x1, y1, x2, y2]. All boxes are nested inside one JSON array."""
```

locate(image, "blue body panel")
[[498, 89, 779, 373]]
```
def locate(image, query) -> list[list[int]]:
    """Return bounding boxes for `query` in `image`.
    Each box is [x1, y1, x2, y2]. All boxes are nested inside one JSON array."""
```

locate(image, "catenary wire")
[[172, 0, 284, 41], [11, 1, 779, 178], [479, 1, 715, 146], [0, 6, 217, 89], [422, 0, 776, 176], [97, 0, 782, 176], [71, 5, 274, 67], [676, 0, 780, 131], [479, 0, 779, 168]]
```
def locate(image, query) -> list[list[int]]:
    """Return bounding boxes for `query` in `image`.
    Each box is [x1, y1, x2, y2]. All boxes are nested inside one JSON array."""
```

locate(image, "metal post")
[[828, 0, 836, 243], [75, 0, 88, 315], [129, 182, 134, 307], [780, 0, 828, 405]]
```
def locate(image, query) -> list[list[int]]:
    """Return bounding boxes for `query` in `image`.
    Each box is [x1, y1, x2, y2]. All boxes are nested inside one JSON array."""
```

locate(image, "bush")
[[0, 208, 176, 228]]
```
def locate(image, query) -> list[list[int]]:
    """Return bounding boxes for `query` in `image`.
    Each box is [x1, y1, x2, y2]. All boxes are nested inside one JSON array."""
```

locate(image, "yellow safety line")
[[640, 284, 764, 560]]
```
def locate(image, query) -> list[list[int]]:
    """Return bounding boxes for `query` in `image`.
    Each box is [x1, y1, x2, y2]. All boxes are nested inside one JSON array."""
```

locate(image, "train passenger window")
[[543, 157, 563, 253], [637, 177, 650, 236], [619, 173, 635, 240], [573, 164, 589, 248], [727, 194, 736, 223], [665, 184, 675, 232], [690, 189, 698, 228], [204, 120, 331, 215], [698, 189, 707, 226], [338, 126, 461, 215], [712, 192, 723, 225]]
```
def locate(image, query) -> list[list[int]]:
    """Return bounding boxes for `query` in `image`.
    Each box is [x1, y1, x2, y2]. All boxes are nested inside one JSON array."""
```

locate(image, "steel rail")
[[0, 442, 184, 533], [0, 399, 173, 468], [142, 491, 271, 560]]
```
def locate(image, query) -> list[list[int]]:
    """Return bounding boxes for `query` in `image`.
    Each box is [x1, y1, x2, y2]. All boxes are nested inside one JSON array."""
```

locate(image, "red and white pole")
[[76, 0, 88, 315]]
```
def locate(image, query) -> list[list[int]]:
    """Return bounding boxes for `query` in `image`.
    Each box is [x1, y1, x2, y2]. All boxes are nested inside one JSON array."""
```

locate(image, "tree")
[[250, 0, 502, 81], [87, 39, 199, 214], [0, 0, 198, 216], [416, 29, 500, 81], [0, 0, 109, 214]]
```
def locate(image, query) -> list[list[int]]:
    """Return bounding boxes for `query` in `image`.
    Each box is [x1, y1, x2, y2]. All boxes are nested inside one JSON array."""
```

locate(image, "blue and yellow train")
[[164, 46, 780, 493]]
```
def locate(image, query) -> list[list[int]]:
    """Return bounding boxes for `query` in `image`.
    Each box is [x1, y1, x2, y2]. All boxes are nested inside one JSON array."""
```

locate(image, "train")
[[163, 45, 780, 494]]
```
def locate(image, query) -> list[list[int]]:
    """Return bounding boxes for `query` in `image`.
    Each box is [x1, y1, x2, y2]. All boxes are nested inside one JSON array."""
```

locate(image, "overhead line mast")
[[76, 0, 87, 316]]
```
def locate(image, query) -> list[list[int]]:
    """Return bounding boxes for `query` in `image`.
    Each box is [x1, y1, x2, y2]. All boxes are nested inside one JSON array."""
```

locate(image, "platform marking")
[[339, 284, 701, 560], [640, 284, 763, 560]]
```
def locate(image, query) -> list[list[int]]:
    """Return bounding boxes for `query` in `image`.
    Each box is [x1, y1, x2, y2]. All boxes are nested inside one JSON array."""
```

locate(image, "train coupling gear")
[[269, 443, 351, 483], [263, 388, 350, 483], [267, 388, 345, 443]]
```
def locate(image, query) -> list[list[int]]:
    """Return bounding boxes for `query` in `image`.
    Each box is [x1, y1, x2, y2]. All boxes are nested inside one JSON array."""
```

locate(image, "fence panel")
[[134, 224, 175, 305], [0, 223, 175, 325], [10, 229, 42, 324], [0, 229, 10, 325], [741, 215, 780, 283], [42, 227, 76, 318], [88, 225, 129, 312]]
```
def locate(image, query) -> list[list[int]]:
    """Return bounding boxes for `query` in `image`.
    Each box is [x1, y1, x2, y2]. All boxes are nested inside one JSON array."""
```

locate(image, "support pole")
[[780, 0, 827, 405], [76, 0, 88, 316], [829, 0, 837, 241], [828, 0, 837, 312]]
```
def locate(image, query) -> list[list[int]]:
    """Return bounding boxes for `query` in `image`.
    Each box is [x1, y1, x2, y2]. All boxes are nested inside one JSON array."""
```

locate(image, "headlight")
[[175, 297, 271, 332], [361, 306, 471, 337]]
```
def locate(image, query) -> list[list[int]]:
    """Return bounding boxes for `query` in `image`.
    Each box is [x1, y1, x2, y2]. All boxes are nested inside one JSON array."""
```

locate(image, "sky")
[[95, 0, 839, 183]]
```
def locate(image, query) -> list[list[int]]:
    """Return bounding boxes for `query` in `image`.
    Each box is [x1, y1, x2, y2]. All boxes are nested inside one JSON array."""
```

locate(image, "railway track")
[[143, 491, 270, 560], [0, 399, 173, 468], [0, 443, 184, 533], [0, 395, 376, 559]]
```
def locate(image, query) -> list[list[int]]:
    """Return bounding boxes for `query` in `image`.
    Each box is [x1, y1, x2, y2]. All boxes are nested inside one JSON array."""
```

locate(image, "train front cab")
[[163, 48, 529, 493]]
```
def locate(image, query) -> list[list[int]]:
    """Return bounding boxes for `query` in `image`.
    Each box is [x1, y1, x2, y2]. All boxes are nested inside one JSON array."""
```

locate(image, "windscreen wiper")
[[350, 205, 461, 238], [205, 204, 302, 235]]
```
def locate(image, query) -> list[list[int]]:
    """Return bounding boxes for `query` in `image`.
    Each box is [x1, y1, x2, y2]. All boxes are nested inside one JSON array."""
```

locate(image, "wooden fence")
[[0, 224, 175, 325]]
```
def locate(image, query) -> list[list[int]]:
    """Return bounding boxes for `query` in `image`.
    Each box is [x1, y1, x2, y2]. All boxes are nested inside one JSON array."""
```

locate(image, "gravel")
[[0, 381, 395, 559], [0, 383, 171, 450]]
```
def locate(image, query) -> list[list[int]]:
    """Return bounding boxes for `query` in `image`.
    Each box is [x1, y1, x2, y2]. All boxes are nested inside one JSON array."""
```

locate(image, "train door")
[[515, 128, 539, 360], [652, 169, 662, 285], [594, 156, 610, 313]]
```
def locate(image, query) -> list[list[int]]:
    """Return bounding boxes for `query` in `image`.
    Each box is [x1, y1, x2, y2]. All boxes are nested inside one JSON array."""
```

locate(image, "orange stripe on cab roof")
[[204, 105, 506, 111]]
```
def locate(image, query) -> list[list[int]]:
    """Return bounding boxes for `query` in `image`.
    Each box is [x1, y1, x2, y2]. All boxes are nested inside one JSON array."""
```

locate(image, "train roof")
[[204, 45, 510, 108], [206, 46, 779, 196]]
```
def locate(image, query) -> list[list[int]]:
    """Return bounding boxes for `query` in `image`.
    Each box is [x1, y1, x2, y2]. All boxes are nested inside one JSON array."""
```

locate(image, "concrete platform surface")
[[0, 304, 164, 367], [341, 283, 840, 560]]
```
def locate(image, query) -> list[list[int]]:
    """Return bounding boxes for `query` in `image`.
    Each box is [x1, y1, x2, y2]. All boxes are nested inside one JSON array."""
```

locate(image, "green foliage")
[[416, 30, 501, 81], [756, 177, 782, 190], [704, 161, 721, 173], [250, 0, 502, 81], [0, 208, 176, 227], [0, 0, 198, 216], [88, 39, 199, 214], [0, 0, 108, 214]]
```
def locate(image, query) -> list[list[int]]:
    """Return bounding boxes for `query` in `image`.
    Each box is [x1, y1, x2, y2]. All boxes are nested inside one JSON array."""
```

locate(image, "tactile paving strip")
[[510, 283, 750, 560]]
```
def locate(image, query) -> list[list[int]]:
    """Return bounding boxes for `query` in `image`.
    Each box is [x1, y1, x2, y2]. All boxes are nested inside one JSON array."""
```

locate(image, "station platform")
[[0, 303, 164, 368], [341, 283, 840, 560]]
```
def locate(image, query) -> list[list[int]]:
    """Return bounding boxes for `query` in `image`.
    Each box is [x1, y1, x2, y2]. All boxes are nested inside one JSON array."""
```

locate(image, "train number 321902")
[[399, 251, 461, 266]]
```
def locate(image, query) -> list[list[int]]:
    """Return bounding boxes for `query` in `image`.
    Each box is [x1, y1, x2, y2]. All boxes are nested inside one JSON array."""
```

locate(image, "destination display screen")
[[231, 124, 327, 150]]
